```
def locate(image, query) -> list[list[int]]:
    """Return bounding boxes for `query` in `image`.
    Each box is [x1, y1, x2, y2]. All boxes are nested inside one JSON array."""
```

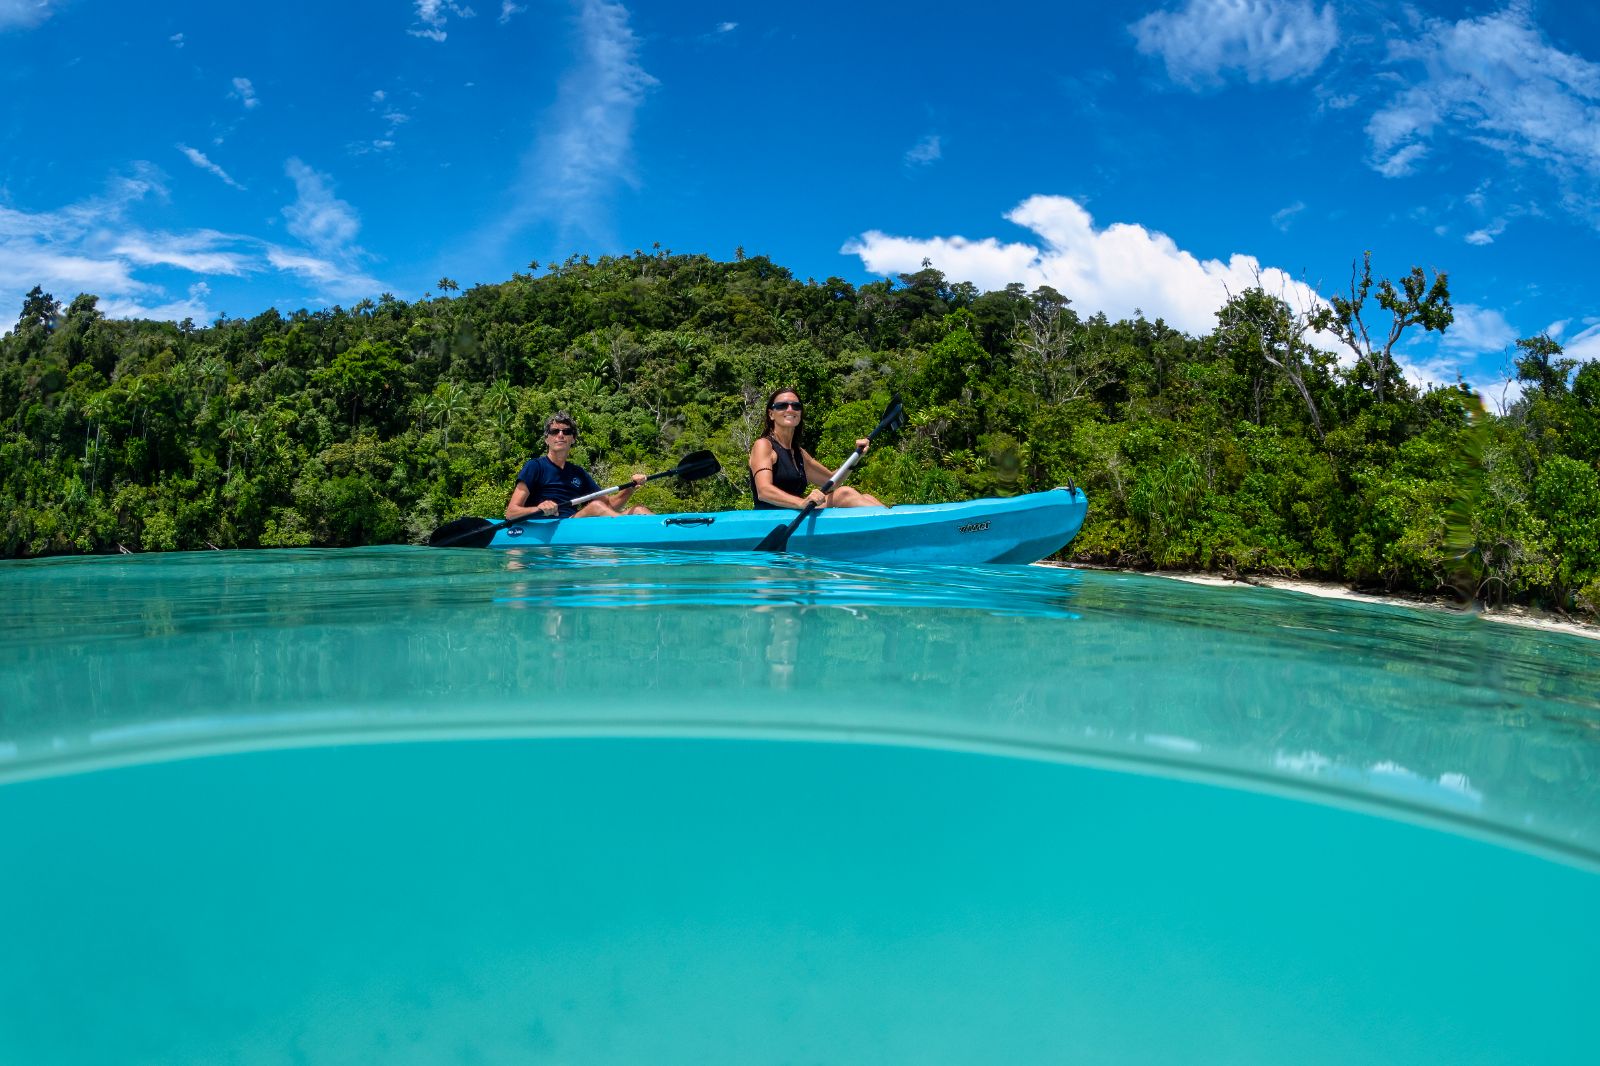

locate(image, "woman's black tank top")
[[752, 435, 807, 509]]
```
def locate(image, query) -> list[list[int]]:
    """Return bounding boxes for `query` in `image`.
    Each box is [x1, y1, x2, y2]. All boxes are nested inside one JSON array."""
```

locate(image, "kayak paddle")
[[428, 449, 721, 549], [753, 396, 905, 554]]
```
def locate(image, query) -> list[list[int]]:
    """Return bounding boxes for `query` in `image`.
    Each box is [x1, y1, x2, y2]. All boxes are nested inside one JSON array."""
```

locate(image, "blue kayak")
[[473, 487, 1088, 564]]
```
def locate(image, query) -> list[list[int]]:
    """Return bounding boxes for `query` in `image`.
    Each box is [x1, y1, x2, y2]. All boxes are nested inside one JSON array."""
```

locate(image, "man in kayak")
[[505, 412, 653, 520], [749, 388, 884, 509]]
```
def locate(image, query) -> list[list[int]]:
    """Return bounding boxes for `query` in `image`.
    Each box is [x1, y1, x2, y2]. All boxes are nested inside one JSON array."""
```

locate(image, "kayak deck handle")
[[663, 517, 716, 527]]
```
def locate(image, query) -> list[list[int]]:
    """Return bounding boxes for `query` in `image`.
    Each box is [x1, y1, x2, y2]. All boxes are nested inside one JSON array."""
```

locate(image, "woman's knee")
[[832, 487, 878, 508]]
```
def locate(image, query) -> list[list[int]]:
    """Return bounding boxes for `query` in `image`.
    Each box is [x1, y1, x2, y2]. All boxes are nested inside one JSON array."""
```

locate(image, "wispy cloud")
[[1131, 0, 1338, 88], [282, 158, 360, 254], [1464, 219, 1508, 245], [1439, 303, 1518, 355], [500, 1, 525, 24], [277, 159, 383, 300], [169, 32, 184, 49], [506, 0, 657, 243], [111, 231, 252, 275], [1366, 5, 1600, 183], [0, 0, 61, 32], [905, 134, 942, 167], [1271, 200, 1305, 231], [230, 76, 259, 110], [177, 144, 245, 189], [97, 283, 218, 325], [410, 0, 476, 42], [0, 170, 208, 319], [0, 159, 387, 324], [264, 246, 384, 300]]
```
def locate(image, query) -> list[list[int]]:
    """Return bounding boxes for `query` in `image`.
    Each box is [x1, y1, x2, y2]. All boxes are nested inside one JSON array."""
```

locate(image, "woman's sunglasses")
[[546, 427, 577, 437], [769, 401, 803, 412]]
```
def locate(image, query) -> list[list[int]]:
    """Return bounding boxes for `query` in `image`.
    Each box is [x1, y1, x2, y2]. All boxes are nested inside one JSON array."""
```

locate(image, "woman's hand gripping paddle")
[[753, 397, 904, 554]]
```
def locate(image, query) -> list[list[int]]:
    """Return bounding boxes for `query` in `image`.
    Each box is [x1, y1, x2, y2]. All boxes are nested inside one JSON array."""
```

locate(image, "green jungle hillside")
[[3, 249, 1598, 618]]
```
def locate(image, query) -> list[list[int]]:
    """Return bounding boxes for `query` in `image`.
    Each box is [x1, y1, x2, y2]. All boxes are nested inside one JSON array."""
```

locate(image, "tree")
[[1309, 252, 1453, 403], [1514, 334, 1576, 396], [422, 381, 469, 446], [310, 340, 405, 428], [18, 286, 61, 332], [1216, 286, 1327, 438]]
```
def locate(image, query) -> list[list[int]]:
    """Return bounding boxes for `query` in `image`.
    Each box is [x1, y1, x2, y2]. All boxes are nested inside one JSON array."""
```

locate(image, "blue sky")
[[3, 0, 1599, 405]]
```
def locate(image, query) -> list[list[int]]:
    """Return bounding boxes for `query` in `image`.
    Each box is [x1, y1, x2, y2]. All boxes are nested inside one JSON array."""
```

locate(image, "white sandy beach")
[[1045, 563, 1600, 642]]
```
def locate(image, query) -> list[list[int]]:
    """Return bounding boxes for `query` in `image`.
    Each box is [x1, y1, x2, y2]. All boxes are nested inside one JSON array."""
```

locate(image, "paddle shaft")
[[757, 410, 897, 552], [430, 451, 718, 548], [505, 466, 667, 523]]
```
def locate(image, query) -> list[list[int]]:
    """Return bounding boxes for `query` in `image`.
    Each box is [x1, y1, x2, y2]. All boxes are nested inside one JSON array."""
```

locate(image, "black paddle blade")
[[672, 449, 720, 482], [753, 519, 798, 554], [874, 397, 906, 438], [428, 516, 497, 549]]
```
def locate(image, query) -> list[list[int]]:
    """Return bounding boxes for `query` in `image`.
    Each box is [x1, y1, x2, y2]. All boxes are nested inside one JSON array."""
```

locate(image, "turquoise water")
[[3, 548, 1599, 1064]]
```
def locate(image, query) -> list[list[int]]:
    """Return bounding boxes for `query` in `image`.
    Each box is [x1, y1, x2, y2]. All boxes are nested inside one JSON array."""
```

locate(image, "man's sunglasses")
[[769, 401, 803, 411], [546, 427, 577, 437]]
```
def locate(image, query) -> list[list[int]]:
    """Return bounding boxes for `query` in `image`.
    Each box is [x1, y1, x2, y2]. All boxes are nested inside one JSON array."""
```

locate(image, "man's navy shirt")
[[516, 456, 601, 518]]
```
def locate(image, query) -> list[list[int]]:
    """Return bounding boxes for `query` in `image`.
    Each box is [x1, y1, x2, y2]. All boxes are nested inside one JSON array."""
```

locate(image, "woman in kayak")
[[748, 388, 884, 510]]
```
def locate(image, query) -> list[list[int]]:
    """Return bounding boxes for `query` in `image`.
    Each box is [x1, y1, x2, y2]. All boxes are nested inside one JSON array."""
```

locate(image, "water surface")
[[2, 547, 1597, 1064]]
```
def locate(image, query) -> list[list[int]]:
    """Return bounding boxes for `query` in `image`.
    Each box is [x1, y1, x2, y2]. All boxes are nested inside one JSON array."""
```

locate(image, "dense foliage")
[[3, 248, 1598, 617]]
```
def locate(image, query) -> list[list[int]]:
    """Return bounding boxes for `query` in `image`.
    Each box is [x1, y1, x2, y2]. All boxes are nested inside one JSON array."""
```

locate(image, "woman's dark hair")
[[760, 387, 803, 440]]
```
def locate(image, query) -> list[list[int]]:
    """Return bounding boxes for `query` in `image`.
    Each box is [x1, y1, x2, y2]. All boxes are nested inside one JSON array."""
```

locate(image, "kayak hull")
[[481, 488, 1088, 565]]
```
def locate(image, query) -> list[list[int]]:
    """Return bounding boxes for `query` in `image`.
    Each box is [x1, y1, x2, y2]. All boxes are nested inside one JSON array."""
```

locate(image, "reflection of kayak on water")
[[436, 487, 1089, 565]]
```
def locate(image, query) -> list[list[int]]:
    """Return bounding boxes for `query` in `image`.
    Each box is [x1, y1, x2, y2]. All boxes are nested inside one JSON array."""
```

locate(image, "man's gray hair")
[[545, 411, 578, 439]]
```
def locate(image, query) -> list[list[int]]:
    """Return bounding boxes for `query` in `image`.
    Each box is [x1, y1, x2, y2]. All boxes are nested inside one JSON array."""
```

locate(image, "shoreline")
[[1046, 563, 1600, 643]]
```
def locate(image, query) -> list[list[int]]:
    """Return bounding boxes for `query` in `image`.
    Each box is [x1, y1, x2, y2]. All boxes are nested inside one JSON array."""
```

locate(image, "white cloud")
[[230, 77, 259, 110], [111, 231, 252, 275], [1271, 200, 1305, 231], [264, 246, 384, 301], [717, 21, 736, 33], [371, 89, 387, 103], [0, 174, 223, 321], [0, 1, 60, 31], [1367, 6, 1600, 182], [1369, 141, 1428, 178], [98, 283, 217, 324], [411, 0, 476, 42], [282, 158, 360, 254], [500, 1, 525, 24], [905, 134, 942, 167], [169, 32, 184, 48], [177, 144, 245, 190], [275, 160, 384, 300], [1399, 302, 1520, 398], [1558, 320, 1600, 363], [1463, 219, 1508, 245], [1131, 0, 1338, 88], [843, 194, 1329, 339], [507, 0, 656, 242], [1439, 303, 1518, 355], [0, 161, 387, 325]]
